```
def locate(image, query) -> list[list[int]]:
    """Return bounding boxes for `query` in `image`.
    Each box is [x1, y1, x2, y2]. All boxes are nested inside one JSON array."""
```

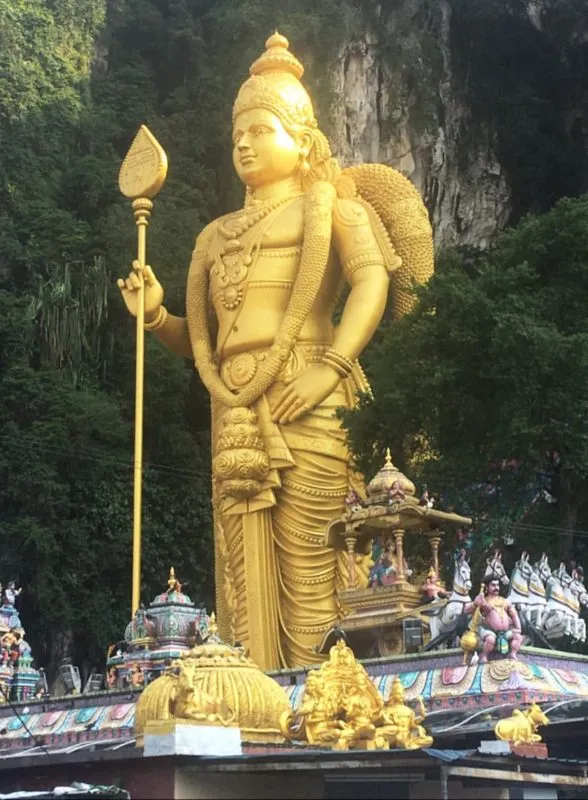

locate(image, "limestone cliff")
[[321, 0, 588, 249]]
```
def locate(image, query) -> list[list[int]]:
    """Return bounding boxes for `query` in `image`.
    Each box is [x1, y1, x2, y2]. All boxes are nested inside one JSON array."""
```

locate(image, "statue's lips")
[[239, 155, 256, 165]]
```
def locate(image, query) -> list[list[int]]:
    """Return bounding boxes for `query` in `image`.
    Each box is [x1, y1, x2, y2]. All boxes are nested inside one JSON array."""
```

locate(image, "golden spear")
[[118, 125, 168, 615]]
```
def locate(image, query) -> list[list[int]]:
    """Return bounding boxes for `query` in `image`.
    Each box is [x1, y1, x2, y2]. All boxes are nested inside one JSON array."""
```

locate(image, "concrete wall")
[[410, 781, 509, 799]]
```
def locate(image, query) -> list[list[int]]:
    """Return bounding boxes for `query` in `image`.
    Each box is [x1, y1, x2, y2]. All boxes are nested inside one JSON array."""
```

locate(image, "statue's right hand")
[[117, 260, 164, 321]]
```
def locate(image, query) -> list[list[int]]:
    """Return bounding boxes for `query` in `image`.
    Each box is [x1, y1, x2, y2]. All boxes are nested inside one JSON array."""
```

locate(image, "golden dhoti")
[[212, 345, 365, 670]]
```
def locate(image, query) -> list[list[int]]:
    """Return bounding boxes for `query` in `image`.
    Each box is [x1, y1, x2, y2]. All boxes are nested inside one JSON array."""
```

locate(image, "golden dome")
[[366, 448, 416, 498], [135, 618, 291, 744]]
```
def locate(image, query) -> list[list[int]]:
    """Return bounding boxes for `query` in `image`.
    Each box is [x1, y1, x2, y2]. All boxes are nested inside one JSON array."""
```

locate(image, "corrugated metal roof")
[[0, 784, 129, 800], [424, 748, 477, 762]]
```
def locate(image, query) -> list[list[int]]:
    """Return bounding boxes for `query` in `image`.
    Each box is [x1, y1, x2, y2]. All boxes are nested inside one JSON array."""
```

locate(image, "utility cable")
[[0, 681, 50, 756]]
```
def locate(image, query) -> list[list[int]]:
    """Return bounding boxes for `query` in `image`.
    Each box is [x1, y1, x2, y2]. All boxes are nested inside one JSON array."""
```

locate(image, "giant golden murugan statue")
[[118, 32, 434, 670]]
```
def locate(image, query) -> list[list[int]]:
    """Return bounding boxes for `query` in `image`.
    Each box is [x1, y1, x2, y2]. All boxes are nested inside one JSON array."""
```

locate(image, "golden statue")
[[378, 677, 433, 750], [118, 32, 434, 669], [494, 703, 549, 746], [281, 637, 408, 751], [135, 616, 291, 746]]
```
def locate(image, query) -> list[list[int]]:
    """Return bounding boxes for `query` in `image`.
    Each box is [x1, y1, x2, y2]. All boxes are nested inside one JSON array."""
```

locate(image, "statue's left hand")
[[271, 365, 340, 424]]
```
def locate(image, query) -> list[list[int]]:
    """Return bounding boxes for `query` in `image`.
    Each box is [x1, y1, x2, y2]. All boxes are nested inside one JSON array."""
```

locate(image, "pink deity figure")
[[344, 489, 362, 512], [421, 567, 450, 602], [465, 574, 522, 663]]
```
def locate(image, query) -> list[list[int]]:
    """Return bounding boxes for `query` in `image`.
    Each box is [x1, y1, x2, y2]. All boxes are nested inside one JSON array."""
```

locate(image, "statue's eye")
[[233, 131, 243, 145], [253, 126, 271, 136]]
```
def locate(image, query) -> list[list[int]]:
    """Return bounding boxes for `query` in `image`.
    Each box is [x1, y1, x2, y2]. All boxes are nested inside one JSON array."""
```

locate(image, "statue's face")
[[233, 109, 301, 188]]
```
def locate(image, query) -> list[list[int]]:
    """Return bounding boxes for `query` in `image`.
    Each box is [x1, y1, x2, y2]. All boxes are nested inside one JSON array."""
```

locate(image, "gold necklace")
[[215, 194, 300, 311]]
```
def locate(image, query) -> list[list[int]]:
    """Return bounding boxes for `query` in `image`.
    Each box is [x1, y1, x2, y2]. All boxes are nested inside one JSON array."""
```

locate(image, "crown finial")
[[250, 30, 304, 79], [208, 611, 218, 638], [266, 31, 289, 50], [385, 448, 392, 465]]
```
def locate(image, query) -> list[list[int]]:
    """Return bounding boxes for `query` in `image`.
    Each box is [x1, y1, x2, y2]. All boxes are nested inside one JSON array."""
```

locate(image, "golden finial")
[[365, 448, 416, 498], [208, 611, 218, 638], [249, 30, 304, 80], [167, 567, 176, 592]]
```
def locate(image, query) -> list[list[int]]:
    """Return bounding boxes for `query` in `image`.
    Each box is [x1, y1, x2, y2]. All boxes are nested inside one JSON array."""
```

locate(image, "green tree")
[[344, 196, 588, 574]]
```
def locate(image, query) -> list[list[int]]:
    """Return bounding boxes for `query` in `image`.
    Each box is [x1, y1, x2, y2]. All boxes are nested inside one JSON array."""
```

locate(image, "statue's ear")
[[296, 129, 313, 158]]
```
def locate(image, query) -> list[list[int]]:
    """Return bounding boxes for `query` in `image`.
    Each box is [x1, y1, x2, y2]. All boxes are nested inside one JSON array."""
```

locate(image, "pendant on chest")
[[211, 240, 254, 311]]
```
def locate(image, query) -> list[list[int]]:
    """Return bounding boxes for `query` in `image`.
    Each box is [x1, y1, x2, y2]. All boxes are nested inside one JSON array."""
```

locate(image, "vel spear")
[[118, 125, 168, 615]]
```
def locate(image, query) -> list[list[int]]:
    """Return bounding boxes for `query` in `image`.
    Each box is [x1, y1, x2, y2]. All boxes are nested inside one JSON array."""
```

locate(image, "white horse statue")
[[542, 563, 586, 643], [506, 551, 550, 632], [526, 553, 550, 627], [484, 550, 510, 587], [428, 550, 472, 642], [506, 550, 533, 608]]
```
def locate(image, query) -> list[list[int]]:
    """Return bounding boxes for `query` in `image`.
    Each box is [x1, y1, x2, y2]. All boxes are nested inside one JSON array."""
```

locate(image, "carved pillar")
[[393, 529, 405, 582], [345, 531, 357, 589], [428, 531, 443, 576]]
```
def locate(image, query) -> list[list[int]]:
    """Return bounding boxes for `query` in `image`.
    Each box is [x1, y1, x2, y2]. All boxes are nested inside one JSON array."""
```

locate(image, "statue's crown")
[[249, 32, 304, 80], [233, 32, 317, 129]]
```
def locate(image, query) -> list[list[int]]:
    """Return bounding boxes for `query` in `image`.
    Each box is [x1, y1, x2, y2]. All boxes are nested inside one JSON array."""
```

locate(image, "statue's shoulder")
[[332, 196, 372, 231], [195, 218, 222, 247]]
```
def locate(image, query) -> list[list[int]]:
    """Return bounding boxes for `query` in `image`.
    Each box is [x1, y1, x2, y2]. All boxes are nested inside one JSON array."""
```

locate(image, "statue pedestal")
[[143, 721, 242, 757], [479, 739, 548, 759]]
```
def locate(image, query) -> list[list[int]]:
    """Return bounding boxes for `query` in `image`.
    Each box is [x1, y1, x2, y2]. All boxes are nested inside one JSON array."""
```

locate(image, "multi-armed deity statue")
[[119, 32, 434, 670]]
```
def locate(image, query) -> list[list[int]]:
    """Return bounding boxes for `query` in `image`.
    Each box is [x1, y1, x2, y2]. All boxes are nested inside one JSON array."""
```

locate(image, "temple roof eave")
[[325, 506, 472, 548]]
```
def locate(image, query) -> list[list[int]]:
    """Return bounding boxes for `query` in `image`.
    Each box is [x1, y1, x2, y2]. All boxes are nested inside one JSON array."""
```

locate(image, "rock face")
[[325, 0, 510, 249], [323, 0, 586, 249]]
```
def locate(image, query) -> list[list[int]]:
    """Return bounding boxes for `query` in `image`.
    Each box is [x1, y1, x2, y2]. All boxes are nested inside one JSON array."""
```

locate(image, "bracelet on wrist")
[[322, 348, 355, 378], [144, 305, 168, 332]]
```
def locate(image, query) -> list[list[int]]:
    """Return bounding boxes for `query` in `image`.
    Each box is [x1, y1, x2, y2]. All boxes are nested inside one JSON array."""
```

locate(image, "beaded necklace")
[[215, 193, 302, 310]]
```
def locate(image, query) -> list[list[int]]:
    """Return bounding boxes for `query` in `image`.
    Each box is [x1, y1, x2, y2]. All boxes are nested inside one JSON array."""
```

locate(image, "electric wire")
[[0, 682, 50, 756], [4, 434, 588, 541]]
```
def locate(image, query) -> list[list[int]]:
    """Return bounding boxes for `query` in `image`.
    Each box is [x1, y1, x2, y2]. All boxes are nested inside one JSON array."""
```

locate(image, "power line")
[[0, 682, 49, 756], [0, 432, 211, 482]]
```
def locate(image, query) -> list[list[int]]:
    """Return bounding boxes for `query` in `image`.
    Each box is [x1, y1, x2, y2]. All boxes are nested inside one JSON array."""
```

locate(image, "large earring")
[[300, 154, 311, 175]]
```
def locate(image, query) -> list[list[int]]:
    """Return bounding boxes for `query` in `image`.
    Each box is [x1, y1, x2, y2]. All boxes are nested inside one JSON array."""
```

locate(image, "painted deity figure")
[[465, 575, 522, 663], [369, 539, 412, 587], [421, 567, 450, 603], [118, 33, 433, 669], [3, 582, 21, 608]]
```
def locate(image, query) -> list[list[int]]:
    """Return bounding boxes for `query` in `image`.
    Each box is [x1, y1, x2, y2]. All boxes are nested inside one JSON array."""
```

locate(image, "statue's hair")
[[484, 573, 502, 590]]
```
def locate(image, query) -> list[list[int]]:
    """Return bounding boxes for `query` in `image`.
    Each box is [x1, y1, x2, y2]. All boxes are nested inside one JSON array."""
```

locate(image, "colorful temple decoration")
[[105, 568, 210, 690], [0, 581, 41, 703]]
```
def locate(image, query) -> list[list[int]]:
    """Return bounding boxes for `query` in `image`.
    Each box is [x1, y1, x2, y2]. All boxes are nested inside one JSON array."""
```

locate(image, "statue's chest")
[[208, 203, 306, 310]]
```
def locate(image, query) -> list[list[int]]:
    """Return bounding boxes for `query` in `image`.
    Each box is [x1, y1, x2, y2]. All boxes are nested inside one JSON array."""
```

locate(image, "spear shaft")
[[119, 125, 168, 615]]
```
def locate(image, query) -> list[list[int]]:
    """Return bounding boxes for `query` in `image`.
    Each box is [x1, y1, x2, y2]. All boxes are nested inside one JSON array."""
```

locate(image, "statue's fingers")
[[129, 271, 142, 289], [144, 265, 156, 286], [277, 396, 304, 424], [125, 277, 138, 292], [270, 388, 295, 420], [286, 403, 310, 424], [117, 278, 125, 290], [132, 259, 142, 274], [272, 394, 297, 423]]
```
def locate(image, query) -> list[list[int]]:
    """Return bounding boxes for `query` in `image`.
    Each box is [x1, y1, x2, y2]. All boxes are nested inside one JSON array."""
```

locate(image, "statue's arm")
[[151, 224, 215, 359], [331, 199, 389, 361], [150, 314, 192, 358], [507, 603, 522, 632]]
